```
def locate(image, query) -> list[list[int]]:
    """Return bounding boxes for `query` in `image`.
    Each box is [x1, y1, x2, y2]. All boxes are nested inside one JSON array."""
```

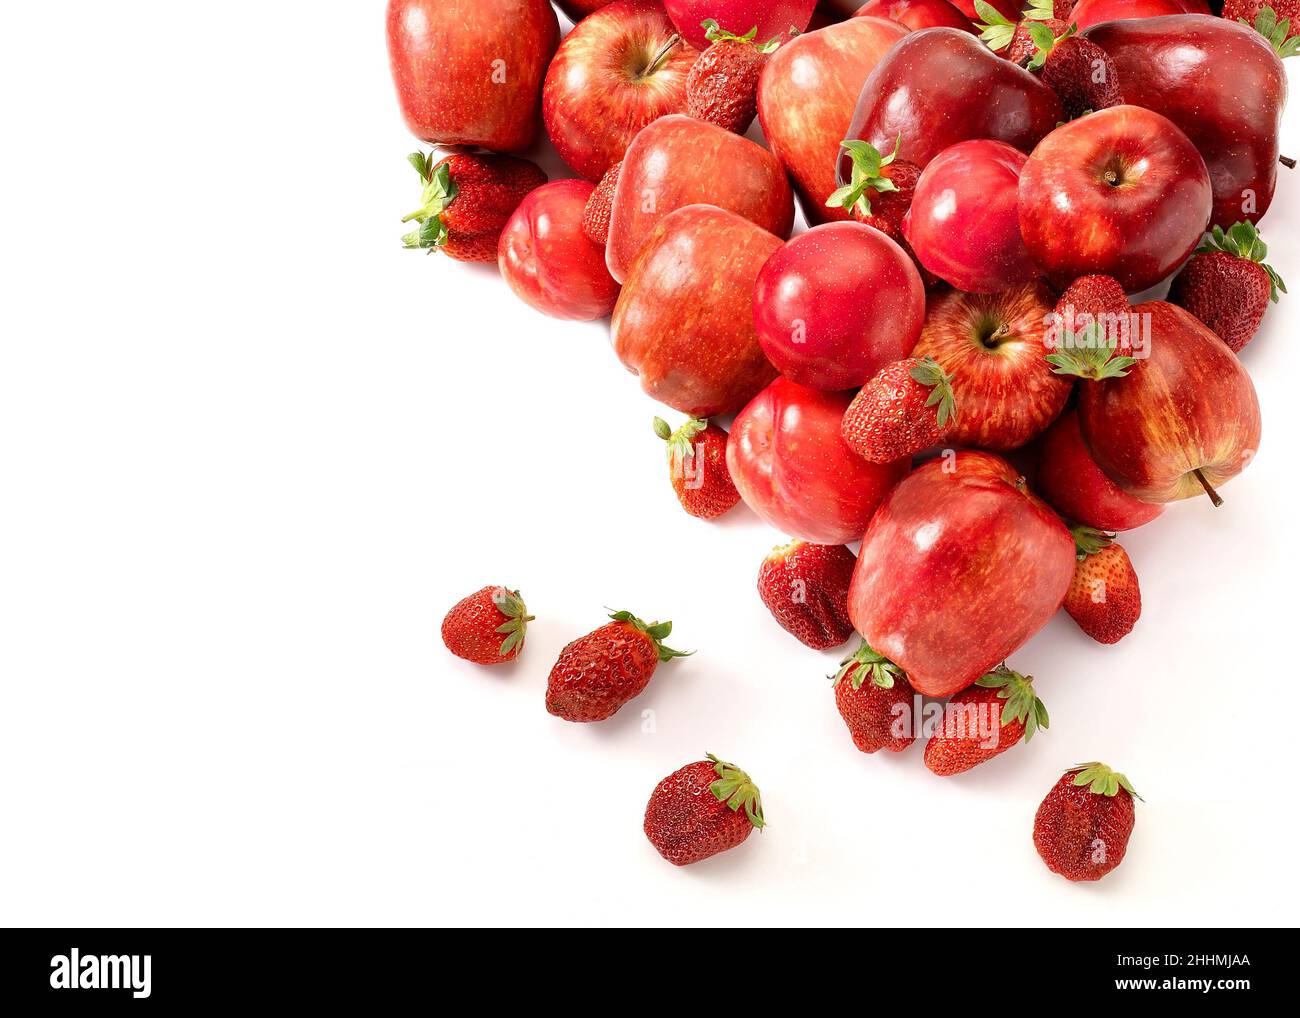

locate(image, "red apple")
[[849, 451, 1076, 697], [911, 284, 1071, 450], [757, 16, 909, 225], [948, 0, 1020, 19], [903, 139, 1039, 294], [841, 28, 1062, 174], [1072, 302, 1262, 505], [498, 179, 621, 321], [727, 378, 909, 544], [665, 0, 817, 49], [1036, 410, 1163, 531], [612, 205, 780, 416], [542, 1, 699, 182], [1086, 15, 1287, 230], [853, 0, 976, 33], [753, 222, 925, 391], [554, 0, 618, 21], [605, 114, 794, 284], [1071, 0, 1209, 31], [387, 0, 559, 152]]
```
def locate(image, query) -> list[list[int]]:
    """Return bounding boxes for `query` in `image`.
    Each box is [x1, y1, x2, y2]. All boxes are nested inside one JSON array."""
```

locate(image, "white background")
[[1, 2, 1296, 927]]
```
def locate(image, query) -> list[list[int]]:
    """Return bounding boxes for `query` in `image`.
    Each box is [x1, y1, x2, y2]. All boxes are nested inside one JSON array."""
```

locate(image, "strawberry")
[[924, 665, 1048, 776], [644, 753, 764, 866], [685, 20, 778, 135], [401, 151, 546, 262], [1025, 24, 1121, 120], [832, 641, 916, 754], [1168, 221, 1287, 354], [1063, 527, 1141, 644], [545, 610, 690, 722], [582, 160, 620, 248], [826, 138, 920, 236], [975, 0, 1066, 61], [757, 540, 855, 650], [841, 357, 958, 464], [441, 586, 533, 665], [652, 416, 740, 520], [1226, 2, 1300, 54], [1046, 273, 1135, 372], [1033, 762, 1140, 881]]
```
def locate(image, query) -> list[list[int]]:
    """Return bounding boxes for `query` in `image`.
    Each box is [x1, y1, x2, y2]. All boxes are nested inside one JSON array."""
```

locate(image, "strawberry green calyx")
[[1026, 21, 1077, 71], [974, 0, 1017, 51], [1071, 525, 1115, 560], [707, 752, 765, 829], [826, 137, 902, 217], [1067, 761, 1142, 800], [493, 589, 535, 657], [911, 356, 959, 427], [653, 416, 706, 465], [400, 155, 458, 250], [1198, 221, 1288, 302], [976, 664, 1048, 742], [607, 610, 692, 662], [833, 640, 904, 691], [700, 18, 781, 53], [1243, 6, 1300, 59], [1022, 0, 1057, 21], [1044, 342, 1136, 381]]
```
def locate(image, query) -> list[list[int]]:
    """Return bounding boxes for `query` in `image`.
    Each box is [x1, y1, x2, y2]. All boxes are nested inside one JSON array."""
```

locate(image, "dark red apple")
[[849, 451, 1075, 698], [665, 0, 817, 49], [498, 180, 621, 321], [542, 1, 699, 182], [904, 139, 1039, 294], [853, 0, 976, 33], [1071, 0, 1209, 31], [727, 378, 909, 544], [612, 205, 780, 416], [1036, 410, 1163, 531], [757, 16, 908, 225], [1086, 15, 1287, 230], [947, 0, 1020, 19], [911, 284, 1071, 451], [753, 222, 925, 391], [387, 0, 559, 152], [605, 114, 794, 284], [840, 28, 1063, 175], [1072, 302, 1262, 505], [1018, 105, 1212, 293]]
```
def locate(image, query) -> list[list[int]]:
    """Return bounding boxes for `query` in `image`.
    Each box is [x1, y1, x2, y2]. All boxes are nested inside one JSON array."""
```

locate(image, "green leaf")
[[706, 753, 765, 829], [974, 0, 1016, 51], [832, 640, 904, 691], [910, 356, 959, 428], [826, 138, 901, 217], [1066, 762, 1142, 800]]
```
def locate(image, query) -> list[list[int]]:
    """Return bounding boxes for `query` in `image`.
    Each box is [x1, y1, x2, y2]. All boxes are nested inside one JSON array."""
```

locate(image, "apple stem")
[[1281, 155, 1297, 169], [641, 34, 682, 78], [1193, 468, 1224, 508]]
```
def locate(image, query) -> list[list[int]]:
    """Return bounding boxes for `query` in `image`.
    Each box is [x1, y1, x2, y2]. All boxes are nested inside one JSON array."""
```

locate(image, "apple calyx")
[[707, 753, 766, 829], [607, 610, 693, 662], [1242, 6, 1300, 59], [400, 152, 458, 251], [1199, 222, 1288, 303], [492, 589, 535, 657], [1070, 525, 1114, 560], [975, 664, 1048, 743], [700, 18, 781, 54], [1066, 761, 1142, 801], [1044, 342, 1135, 382], [911, 356, 959, 428], [653, 415, 706, 466], [826, 137, 902, 218], [973, 0, 1017, 52], [832, 640, 904, 691], [1025, 22, 1077, 72]]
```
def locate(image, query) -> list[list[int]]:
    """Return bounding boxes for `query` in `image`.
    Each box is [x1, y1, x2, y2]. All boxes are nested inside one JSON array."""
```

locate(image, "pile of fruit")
[[392, 0, 1292, 879]]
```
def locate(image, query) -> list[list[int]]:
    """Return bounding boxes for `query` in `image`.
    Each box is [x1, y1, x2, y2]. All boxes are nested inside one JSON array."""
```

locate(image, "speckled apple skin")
[[1036, 410, 1163, 532]]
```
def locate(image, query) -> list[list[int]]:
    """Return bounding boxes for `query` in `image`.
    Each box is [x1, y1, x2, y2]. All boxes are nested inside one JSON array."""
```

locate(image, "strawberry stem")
[[1193, 468, 1224, 507]]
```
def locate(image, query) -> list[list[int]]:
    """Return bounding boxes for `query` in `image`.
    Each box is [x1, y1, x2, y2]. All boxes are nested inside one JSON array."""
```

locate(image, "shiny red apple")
[[553, 0, 617, 21], [904, 139, 1039, 294], [665, 0, 817, 49], [605, 114, 794, 284], [543, 1, 699, 181], [612, 205, 780, 417], [757, 16, 908, 225], [498, 180, 621, 321], [1071, 0, 1209, 31], [849, 451, 1075, 697], [911, 284, 1071, 450], [727, 378, 909, 544], [1018, 105, 1212, 293], [947, 0, 1020, 19], [387, 0, 559, 152], [1036, 410, 1163, 531], [853, 0, 975, 33], [753, 222, 925, 391]]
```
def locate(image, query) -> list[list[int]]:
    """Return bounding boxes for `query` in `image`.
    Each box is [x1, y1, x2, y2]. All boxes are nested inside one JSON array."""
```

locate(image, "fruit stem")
[[1281, 154, 1297, 169], [641, 34, 681, 78], [1193, 468, 1224, 508]]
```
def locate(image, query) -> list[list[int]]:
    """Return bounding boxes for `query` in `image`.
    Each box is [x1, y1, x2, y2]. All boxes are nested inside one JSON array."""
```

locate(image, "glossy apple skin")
[[606, 115, 794, 284], [1076, 302, 1262, 504], [553, 0, 617, 21], [904, 140, 1038, 294], [665, 0, 817, 49], [612, 205, 780, 416], [1019, 106, 1211, 293], [757, 16, 909, 226], [1086, 16, 1286, 230], [498, 180, 621, 321], [849, 451, 1075, 698], [1071, 0, 1209, 30], [853, 0, 975, 33], [387, 0, 559, 152], [1036, 410, 1164, 531], [841, 28, 1062, 176], [753, 223, 924, 391], [727, 378, 909, 544], [948, 0, 1020, 19], [542, 1, 699, 181], [911, 284, 1070, 450]]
